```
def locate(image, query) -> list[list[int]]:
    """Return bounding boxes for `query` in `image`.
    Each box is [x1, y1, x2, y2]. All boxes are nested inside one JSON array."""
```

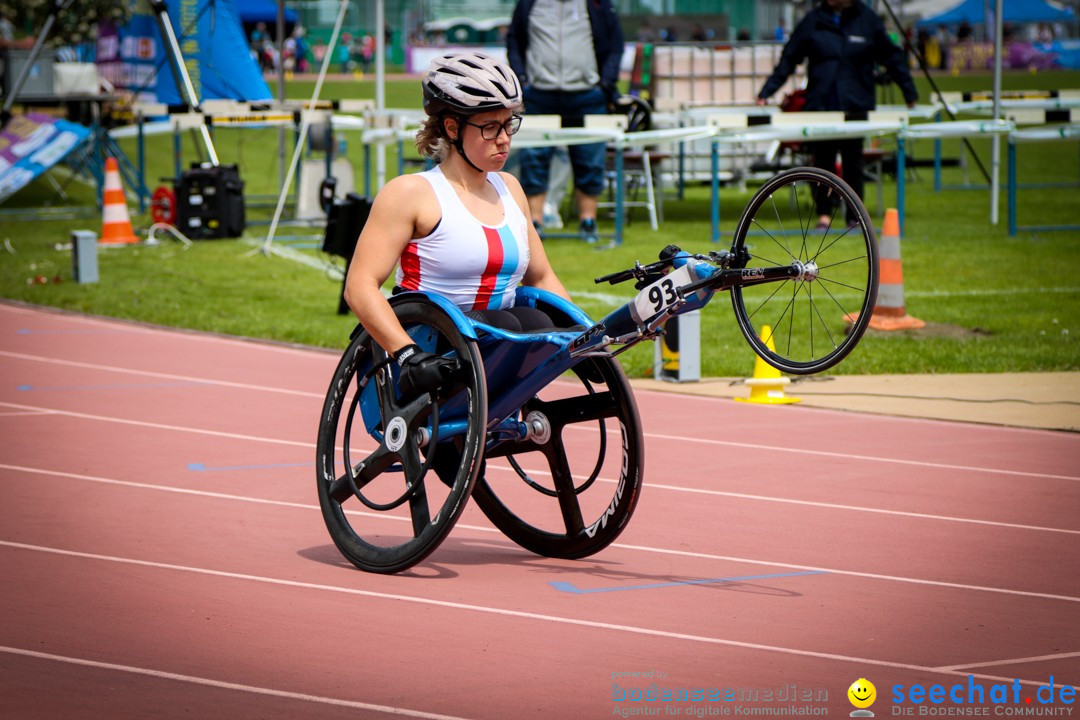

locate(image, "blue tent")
[[232, 0, 298, 25], [98, 0, 272, 104], [917, 0, 1075, 27]]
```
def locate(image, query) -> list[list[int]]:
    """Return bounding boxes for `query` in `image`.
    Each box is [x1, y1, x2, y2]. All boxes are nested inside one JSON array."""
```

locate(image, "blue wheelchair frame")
[[320, 166, 880, 574], [357, 250, 721, 453]]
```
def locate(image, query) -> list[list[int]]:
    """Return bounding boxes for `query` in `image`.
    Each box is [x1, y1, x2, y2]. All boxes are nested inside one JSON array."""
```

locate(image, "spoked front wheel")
[[730, 167, 879, 375]]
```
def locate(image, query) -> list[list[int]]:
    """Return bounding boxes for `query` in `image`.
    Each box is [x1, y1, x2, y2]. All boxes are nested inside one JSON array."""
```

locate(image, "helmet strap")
[[448, 114, 484, 173]]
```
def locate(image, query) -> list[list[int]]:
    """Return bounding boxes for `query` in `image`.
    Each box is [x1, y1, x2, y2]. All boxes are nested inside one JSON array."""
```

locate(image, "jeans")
[[517, 86, 609, 197]]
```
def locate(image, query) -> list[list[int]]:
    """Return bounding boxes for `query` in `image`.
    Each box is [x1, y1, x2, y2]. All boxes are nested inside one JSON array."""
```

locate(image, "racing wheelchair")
[[316, 167, 879, 573]]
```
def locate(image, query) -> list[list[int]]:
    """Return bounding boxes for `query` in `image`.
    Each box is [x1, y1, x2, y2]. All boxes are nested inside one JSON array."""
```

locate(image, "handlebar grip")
[[594, 269, 634, 285], [659, 245, 682, 261]]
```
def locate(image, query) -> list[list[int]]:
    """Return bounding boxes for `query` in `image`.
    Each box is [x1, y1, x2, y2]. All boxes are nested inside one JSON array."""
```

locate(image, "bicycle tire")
[[730, 167, 879, 374]]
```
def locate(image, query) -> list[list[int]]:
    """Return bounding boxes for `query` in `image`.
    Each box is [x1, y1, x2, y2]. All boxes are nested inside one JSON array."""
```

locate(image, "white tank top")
[[395, 166, 531, 311]]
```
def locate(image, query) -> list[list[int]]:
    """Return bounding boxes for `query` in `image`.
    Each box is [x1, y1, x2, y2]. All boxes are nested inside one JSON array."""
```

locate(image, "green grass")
[[1, 71, 1078, 378]]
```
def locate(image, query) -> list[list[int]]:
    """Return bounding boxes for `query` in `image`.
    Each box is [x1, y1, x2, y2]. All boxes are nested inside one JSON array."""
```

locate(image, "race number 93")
[[630, 265, 694, 324]]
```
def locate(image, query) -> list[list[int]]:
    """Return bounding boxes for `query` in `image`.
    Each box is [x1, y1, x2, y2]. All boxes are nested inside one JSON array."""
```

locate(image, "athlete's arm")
[[343, 175, 435, 354]]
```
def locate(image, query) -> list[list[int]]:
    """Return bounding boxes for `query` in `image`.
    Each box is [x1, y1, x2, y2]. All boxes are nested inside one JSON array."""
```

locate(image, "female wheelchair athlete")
[[316, 167, 879, 574]]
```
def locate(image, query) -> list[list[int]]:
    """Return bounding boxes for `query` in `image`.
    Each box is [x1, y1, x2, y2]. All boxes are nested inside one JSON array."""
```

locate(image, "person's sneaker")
[[579, 218, 599, 244], [532, 219, 544, 238]]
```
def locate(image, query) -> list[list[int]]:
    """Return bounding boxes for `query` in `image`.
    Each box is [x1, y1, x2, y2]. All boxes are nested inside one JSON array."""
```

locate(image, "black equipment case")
[[322, 192, 373, 314], [176, 164, 245, 239]]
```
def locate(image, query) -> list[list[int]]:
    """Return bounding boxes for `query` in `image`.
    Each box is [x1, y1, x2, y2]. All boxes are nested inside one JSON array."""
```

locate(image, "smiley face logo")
[[847, 678, 877, 709]]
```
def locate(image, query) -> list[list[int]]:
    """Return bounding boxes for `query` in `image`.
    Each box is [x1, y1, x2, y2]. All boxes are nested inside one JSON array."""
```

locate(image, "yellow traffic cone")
[[735, 325, 801, 405]]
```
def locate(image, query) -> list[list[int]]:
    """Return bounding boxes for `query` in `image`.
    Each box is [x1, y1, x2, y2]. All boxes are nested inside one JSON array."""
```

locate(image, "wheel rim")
[[731, 168, 878, 374], [473, 357, 643, 560], [316, 299, 486, 573]]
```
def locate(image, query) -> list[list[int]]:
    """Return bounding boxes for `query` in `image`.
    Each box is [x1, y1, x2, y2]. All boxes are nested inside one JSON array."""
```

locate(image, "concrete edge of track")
[[630, 372, 1080, 433]]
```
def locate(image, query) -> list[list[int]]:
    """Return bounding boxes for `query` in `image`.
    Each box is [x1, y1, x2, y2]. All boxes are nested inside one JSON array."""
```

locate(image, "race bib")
[[629, 264, 694, 324]]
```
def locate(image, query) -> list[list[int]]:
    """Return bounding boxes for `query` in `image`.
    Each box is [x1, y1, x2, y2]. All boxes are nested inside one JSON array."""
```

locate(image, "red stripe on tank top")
[[400, 242, 421, 290], [472, 226, 504, 310]]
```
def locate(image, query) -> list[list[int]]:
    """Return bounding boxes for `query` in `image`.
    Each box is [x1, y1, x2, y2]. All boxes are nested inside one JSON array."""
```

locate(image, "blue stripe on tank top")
[[487, 224, 520, 309]]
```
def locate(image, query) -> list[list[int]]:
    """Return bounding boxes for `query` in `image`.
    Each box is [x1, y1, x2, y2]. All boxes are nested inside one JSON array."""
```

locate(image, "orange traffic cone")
[[864, 208, 923, 330], [735, 325, 801, 405], [100, 157, 138, 245]]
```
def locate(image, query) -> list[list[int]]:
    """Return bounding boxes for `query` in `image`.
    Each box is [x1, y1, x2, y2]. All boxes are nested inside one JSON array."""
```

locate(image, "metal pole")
[[989, 0, 1003, 225], [259, 0, 350, 255], [137, 111, 146, 213], [877, 0, 991, 184], [149, 0, 219, 165], [375, 0, 387, 189], [710, 138, 720, 243], [1007, 139, 1017, 236], [1, 0, 75, 119], [277, 0, 287, 193]]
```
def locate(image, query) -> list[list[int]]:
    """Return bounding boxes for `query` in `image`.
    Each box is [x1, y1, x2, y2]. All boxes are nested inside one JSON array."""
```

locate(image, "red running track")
[[1, 300, 1078, 719]]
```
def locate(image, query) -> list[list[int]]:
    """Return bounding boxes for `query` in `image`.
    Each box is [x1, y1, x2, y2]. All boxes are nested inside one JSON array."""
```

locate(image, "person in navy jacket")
[[757, 0, 918, 228]]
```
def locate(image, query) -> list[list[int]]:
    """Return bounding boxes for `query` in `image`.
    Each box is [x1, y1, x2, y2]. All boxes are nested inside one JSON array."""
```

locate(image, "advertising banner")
[[0, 114, 92, 204]]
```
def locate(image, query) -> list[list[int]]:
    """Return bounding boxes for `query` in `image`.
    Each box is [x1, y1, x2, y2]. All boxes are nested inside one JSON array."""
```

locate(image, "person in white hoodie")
[[506, 0, 624, 243]]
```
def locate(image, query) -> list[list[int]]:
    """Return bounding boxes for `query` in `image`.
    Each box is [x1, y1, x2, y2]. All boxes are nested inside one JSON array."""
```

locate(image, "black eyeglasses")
[[462, 115, 522, 140]]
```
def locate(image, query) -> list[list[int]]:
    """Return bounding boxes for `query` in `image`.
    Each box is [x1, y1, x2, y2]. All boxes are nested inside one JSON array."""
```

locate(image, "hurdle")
[[1008, 122, 1080, 237]]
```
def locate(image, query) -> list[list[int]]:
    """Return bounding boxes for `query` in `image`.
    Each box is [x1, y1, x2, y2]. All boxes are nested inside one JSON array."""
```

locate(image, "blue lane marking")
[[549, 570, 827, 594], [188, 461, 312, 472], [17, 381, 211, 392]]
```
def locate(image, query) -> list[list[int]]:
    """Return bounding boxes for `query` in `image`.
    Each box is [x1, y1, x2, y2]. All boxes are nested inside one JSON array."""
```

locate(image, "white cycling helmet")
[[422, 52, 523, 116]]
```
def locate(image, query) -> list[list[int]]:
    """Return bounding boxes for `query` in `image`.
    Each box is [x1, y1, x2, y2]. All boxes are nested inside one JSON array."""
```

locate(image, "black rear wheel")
[[730, 167, 878, 374], [473, 356, 644, 559]]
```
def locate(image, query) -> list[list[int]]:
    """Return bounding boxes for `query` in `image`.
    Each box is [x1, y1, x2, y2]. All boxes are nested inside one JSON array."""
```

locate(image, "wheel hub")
[[525, 410, 552, 445], [385, 416, 408, 452], [794, 260, 819, 282]]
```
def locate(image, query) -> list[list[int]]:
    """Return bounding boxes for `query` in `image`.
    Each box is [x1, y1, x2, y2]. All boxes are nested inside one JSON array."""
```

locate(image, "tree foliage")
[[1, 0, 133, 46]]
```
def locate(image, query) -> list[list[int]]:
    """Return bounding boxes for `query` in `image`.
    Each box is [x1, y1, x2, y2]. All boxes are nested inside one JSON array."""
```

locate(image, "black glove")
[[395, 344, 457, 397]]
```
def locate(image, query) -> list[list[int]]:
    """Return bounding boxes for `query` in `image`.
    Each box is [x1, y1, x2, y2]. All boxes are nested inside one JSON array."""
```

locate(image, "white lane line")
[[0, 351, 324, 399], [6, 454, 1077, 539], [1, 540, 1077, 692], [905, 286, 1080, 299], [0, 402, 311, 449], [264, 242, 344, 278], [628, 384, 1074, 438], [2, 464, 1077, 604], [484, 463, 1080, 536], [639, 482, 1080, 535], [0, 409, 55, 418], [1, 393, 1072, 484], [611, 542, 1080, 605], [0, 302, 333, 359], [645, 430, 1080, 482], [936, 651, 1080, 672], [0, 645, 475, 720]]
